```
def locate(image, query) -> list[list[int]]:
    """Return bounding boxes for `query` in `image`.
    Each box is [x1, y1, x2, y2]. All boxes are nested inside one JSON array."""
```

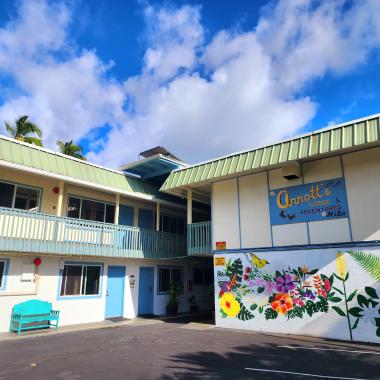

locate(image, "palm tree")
[[4, 115, 43, 146], [57, 140, 86, 160]]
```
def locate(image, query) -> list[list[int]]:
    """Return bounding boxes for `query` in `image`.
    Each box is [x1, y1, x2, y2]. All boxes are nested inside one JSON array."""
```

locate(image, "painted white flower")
[[359, 303, 380, 326], [253, 293, 269, 307]]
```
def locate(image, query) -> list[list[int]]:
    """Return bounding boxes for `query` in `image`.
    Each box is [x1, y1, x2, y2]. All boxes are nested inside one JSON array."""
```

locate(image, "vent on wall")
[[282, 162, 301, 180]]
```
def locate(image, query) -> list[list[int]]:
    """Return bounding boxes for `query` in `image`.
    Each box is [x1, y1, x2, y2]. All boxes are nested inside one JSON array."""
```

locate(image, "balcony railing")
[[0, 207, 186, 259], [187, 221, 212, 256]]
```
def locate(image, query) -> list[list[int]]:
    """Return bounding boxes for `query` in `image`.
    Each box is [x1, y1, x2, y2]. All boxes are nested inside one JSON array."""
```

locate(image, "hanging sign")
[[269, 178, 349, 225]]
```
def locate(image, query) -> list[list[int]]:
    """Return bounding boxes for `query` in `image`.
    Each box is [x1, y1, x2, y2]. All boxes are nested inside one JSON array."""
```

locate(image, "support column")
[[56, 180, 64, 216], [187, 189, 192, 225], [115, 193, 120, 224], [156, 202, 160, 231]]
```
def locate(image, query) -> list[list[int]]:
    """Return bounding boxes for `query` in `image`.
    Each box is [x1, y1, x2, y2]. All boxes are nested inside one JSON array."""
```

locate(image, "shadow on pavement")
[[160, 342, 380, 380]]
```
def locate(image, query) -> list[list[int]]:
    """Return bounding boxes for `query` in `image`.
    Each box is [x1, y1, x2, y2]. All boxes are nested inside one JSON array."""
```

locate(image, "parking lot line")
[[244, 368, 368, 379], [278, 345, 380, 355]]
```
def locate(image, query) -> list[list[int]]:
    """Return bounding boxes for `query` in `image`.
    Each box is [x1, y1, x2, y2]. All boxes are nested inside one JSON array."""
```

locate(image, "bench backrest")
[[12, 300, 52, 316]]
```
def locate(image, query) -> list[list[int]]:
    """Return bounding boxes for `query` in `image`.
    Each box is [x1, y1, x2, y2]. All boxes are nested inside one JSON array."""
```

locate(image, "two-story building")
[[0, 139, 213, 332], [162, 113, 380, 344]]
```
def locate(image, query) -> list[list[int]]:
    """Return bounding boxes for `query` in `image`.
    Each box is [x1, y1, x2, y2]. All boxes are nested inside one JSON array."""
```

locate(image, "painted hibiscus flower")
[[220, 292, 241, 317], [271, 293, 294, 315], [275, 274, 296, 293]]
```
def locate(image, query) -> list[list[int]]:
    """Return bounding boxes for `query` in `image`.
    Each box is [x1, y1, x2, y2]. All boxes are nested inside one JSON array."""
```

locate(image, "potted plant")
[[188, 295, 199, 313], [166, 282, 182, 316]]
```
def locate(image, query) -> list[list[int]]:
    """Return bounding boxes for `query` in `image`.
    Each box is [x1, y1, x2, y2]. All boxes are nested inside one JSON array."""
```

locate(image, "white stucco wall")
[[214, 247, 380, 343], [212, 179, 240, 250], [0, 254, 212, 333], [343, 147, 380, 241]]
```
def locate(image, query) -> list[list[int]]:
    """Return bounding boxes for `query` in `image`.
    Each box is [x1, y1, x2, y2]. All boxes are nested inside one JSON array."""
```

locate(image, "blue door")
[[138, 209, 155, 230], [138, 267, 154, 315], [119, 205, 134, 226], [105, 266, 126, 318]]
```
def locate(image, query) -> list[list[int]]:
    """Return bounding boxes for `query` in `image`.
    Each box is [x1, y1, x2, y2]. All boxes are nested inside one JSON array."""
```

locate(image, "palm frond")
[[4, 122, 16, 137], [348, 251, 380, 281], [57, 140, 86, 160], [24, 136, 43, 147]]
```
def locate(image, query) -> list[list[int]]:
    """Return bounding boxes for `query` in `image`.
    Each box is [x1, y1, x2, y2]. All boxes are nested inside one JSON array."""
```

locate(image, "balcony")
[[0, 207, 186, 259], [187, 221, 212, 256]]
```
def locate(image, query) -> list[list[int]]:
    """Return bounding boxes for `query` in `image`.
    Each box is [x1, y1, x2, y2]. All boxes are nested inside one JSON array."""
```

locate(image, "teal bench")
[[10, 300, 60, 335]]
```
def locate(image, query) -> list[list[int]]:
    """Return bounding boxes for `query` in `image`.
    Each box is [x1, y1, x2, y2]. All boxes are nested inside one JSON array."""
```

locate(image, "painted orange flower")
[[271, 293, 293, 315]]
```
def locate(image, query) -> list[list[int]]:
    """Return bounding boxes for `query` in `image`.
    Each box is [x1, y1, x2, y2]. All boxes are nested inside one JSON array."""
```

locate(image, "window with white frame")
[[0, 260, 6, 289], [158, 267, 183, 293], [67, 196, 115, 223], [193, 267, 213, 286], [0, 181, 40, 211], [60, 264, 101, 296]]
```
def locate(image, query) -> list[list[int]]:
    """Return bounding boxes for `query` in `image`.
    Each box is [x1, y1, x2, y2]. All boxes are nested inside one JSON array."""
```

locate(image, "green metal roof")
[[0, 136, 177, 202], [161, 114, 380, 193]]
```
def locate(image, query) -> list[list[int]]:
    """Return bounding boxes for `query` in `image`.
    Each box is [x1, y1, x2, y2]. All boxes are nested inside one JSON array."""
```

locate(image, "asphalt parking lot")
[[0, 319, 379, 380]]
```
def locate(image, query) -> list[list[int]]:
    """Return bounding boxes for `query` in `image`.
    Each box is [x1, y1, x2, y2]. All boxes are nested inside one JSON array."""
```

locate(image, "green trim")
[[0, 136, 181, 204], [161, 114, 380, 192]]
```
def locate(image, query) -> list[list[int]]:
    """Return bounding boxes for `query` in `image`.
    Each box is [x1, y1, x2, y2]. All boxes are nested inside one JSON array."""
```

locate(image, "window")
[[0, 181, 40, 211], [0, 260, 5, 289], [67, 196, 115, 224], [193, 267, 213, 286], [60, 264, 101, 296], [160, 214, 185, 234], [158, 267, 183, 293]]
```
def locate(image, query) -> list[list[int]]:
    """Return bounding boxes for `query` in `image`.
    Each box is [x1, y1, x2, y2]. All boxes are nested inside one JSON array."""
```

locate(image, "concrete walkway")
[[0, 311, 213, 341]]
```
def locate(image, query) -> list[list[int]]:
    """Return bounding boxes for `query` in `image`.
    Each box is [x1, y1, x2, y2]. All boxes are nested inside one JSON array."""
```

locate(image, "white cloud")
[[0, 0, 126, 148], [1, 0, 380, 167]]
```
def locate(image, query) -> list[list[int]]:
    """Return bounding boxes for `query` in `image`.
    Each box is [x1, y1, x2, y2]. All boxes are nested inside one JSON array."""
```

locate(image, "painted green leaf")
[[365, 287, 378, 299], [220, 309, 227, 318], [237, 302, 255, 321], [257, 287, 265, 294], [349, 251, 380, 281], [332, 286, 344, 295], [226, 258, 243, 285], [309, 269, 318, 275], [352, 318, 360, 330], [348, 307, 363, 318], [357, 294, 369, 308], [332, 306, 346, 317], [329, 275, 334, 286], [347, 290, 358, 303], [344, 272, 350, 281], [333, 273, 344, 281], [250, 304, 258, 311], [258, 306, 264, 314], [376, 327, 380, 337], [329, 297, 343, 303]]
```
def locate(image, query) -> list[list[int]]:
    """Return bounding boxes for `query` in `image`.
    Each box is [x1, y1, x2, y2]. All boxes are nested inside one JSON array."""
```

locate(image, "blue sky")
[[0, 0, 379, 167]]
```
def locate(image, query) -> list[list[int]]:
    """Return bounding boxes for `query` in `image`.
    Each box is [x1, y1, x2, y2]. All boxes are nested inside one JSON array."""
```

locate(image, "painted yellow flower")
[[220, 292, 240, 317], [336, 252, 347, 278]]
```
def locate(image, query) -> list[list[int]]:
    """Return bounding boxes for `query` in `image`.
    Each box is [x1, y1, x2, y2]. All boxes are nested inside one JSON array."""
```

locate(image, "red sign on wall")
[[215, 241, 226, 250]]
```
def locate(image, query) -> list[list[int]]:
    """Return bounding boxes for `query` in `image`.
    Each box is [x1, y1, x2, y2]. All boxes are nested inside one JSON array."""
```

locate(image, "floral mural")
[[216, 250, 380, 340]]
